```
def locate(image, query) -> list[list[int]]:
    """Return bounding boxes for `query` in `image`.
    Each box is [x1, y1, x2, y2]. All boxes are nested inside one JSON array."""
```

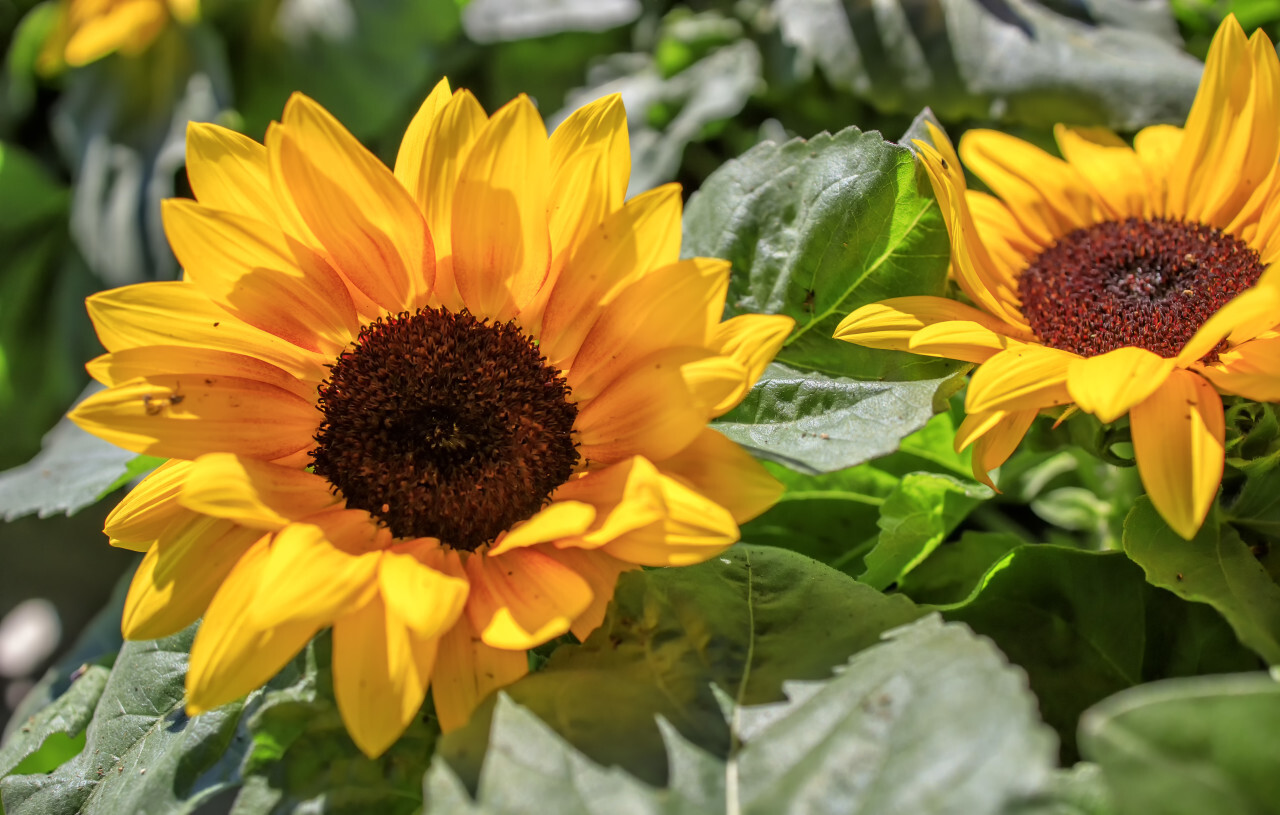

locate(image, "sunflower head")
[[69, 80, 793, 757], [834, 14, 1280, 540], [39, 0, 199, 73]]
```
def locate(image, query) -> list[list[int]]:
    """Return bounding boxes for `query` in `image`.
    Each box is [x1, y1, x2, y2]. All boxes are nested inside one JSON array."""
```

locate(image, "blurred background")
[[0, 0, 1272, 733]]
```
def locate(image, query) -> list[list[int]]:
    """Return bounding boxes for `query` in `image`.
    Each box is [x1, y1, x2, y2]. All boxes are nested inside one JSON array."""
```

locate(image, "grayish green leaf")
[[1124, 500, 1280, 664], [0, 666, 108, 779], [775, 0, 1202, 131], [1080, 673, 1280, 815], [462, 0, 640, 42]]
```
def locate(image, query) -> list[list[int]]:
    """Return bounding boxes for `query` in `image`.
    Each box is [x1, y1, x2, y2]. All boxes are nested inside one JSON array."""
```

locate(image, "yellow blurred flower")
[[40, 0, 198, 71], [835, 15, 1280, 540], [69, 81, 792, 757]]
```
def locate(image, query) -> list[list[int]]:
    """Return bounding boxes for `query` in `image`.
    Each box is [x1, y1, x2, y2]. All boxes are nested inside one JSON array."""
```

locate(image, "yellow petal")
[[540, 184, 683, 366], [69, 374, 319, 461], [955, 409, 1038, 490], [708, 313, 795, 413], [547, 93, 630, 267], [1133, 124, 1183, 217], [464, 547, 593, 650], [567, 258, 730, 400], [393, 78, 454, 201], [833, 295, 1022, 352], [655, 427, 783, 524], [965, 345, 1075, 414], [123, 519, 263, 640], [186, 536, 319, 714], [162, 200, 359, 353], [185, 122, 277, 226], [275, 94, 433, 311], [600, 460, 740, 567], [958, 129, 1095, 246], [86, 281, 327, 381], [179, 453, 339, 530], [1130, 370, 1225, 540], [378, 548, 469, 636], [1054, 124, 1148, 221], [430, 611, 527, 732], [540, 546, 636, 641], [907, 319, 1017, 363], [103, 460, 195, 547], [86, 344, 313, 401], [1199, 335, 1280, 401], [451, 95, 551, 320], [332, 594, 438, 758], [554, 456, 667, 548], [1066, 347, 1176, 425], [249, 514, 383, 629], [487, 500, 597, 556]]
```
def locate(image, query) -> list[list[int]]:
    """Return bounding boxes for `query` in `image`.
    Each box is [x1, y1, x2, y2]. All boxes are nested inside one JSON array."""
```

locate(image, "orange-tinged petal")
[[547, 93, 630, 267], [187, 536, 319, 714], [1199, 335, 1280, 401], [249, 515, 382, 630], [378, 549, 469, 636], [451, 95, 551, 320], [1054, 125, 1148, 221], [393, 77, 454, 200], [123, 518, 263, 640], [567, 258, 730, 399], [86, 282, 327, 381], [1175, 283, 1280, 366], [957, 409, 1038, 490], [332, 594, 438, 758], [907, 320, 1016, 364], [162, 200, 359, 353], [1066, 347, 1176, 424], [431, 611, 527, 732], [180, 454, 340, 530], [656, 428, 784, 524], [275, 94, 434, 311], [464, 547, 593, 650], [959, 129, 1095, 245], [104, 459, 195, 547], [540, 184, 684, 366], [86, 345, 313, 401], [1130, 370, 1225, 540], [487, 500, 597, 556], [540, 546, 636, 640], [965, 345, 1075, 414], [185, 122, 276, 226], [69, 374, 319, 461]]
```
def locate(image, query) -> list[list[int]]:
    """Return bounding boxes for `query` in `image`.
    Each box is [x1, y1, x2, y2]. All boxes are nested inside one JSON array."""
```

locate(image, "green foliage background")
[[1, 0, 1279, 813]]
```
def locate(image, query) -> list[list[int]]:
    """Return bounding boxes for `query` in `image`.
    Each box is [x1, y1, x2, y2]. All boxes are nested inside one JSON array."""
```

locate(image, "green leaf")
[[0, 400, 139, 521], [682, 125, 951, 378], [437, 544, 925, 788], [859, 472, 992, 589], [428, 617, 1059, 814], [1080, 673, 1280, 815], [0, 665, 109, 779], [776, 0, 1201, 131], [896, 531, 1024, 606], [1001, 764, 1116, 815], [1123, 499, 1280, 664], [713, 361, 968, 474], [945, 545, 1261, 760]]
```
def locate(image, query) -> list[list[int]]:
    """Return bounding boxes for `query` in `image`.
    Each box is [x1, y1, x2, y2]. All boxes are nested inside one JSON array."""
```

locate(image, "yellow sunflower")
[[69, 80, 793, 757], [834, 15, 1280, 541], [40, 0, 198, 71]]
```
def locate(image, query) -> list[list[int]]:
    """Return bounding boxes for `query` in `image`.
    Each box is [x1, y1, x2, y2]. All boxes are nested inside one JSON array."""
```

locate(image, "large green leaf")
[[775, 0, 1202, 131], [438, 544, 925, 788], [1123, 499, 1280, 664], [1080, 673, 1280, 815], [944, 545, 1261, 760], [427, 617, 1059, 814]]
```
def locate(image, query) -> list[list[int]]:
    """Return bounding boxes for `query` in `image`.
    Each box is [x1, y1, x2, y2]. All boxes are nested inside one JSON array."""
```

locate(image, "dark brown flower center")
[[310, 308, 579, 551], [1018, 217, 1265, 362]]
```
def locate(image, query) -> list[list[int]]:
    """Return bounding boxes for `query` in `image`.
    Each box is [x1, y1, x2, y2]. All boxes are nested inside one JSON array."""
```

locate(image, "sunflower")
[[69, 80, 793, 757], [834, 15, 1280, 541], [40, 0, 198, 71]]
